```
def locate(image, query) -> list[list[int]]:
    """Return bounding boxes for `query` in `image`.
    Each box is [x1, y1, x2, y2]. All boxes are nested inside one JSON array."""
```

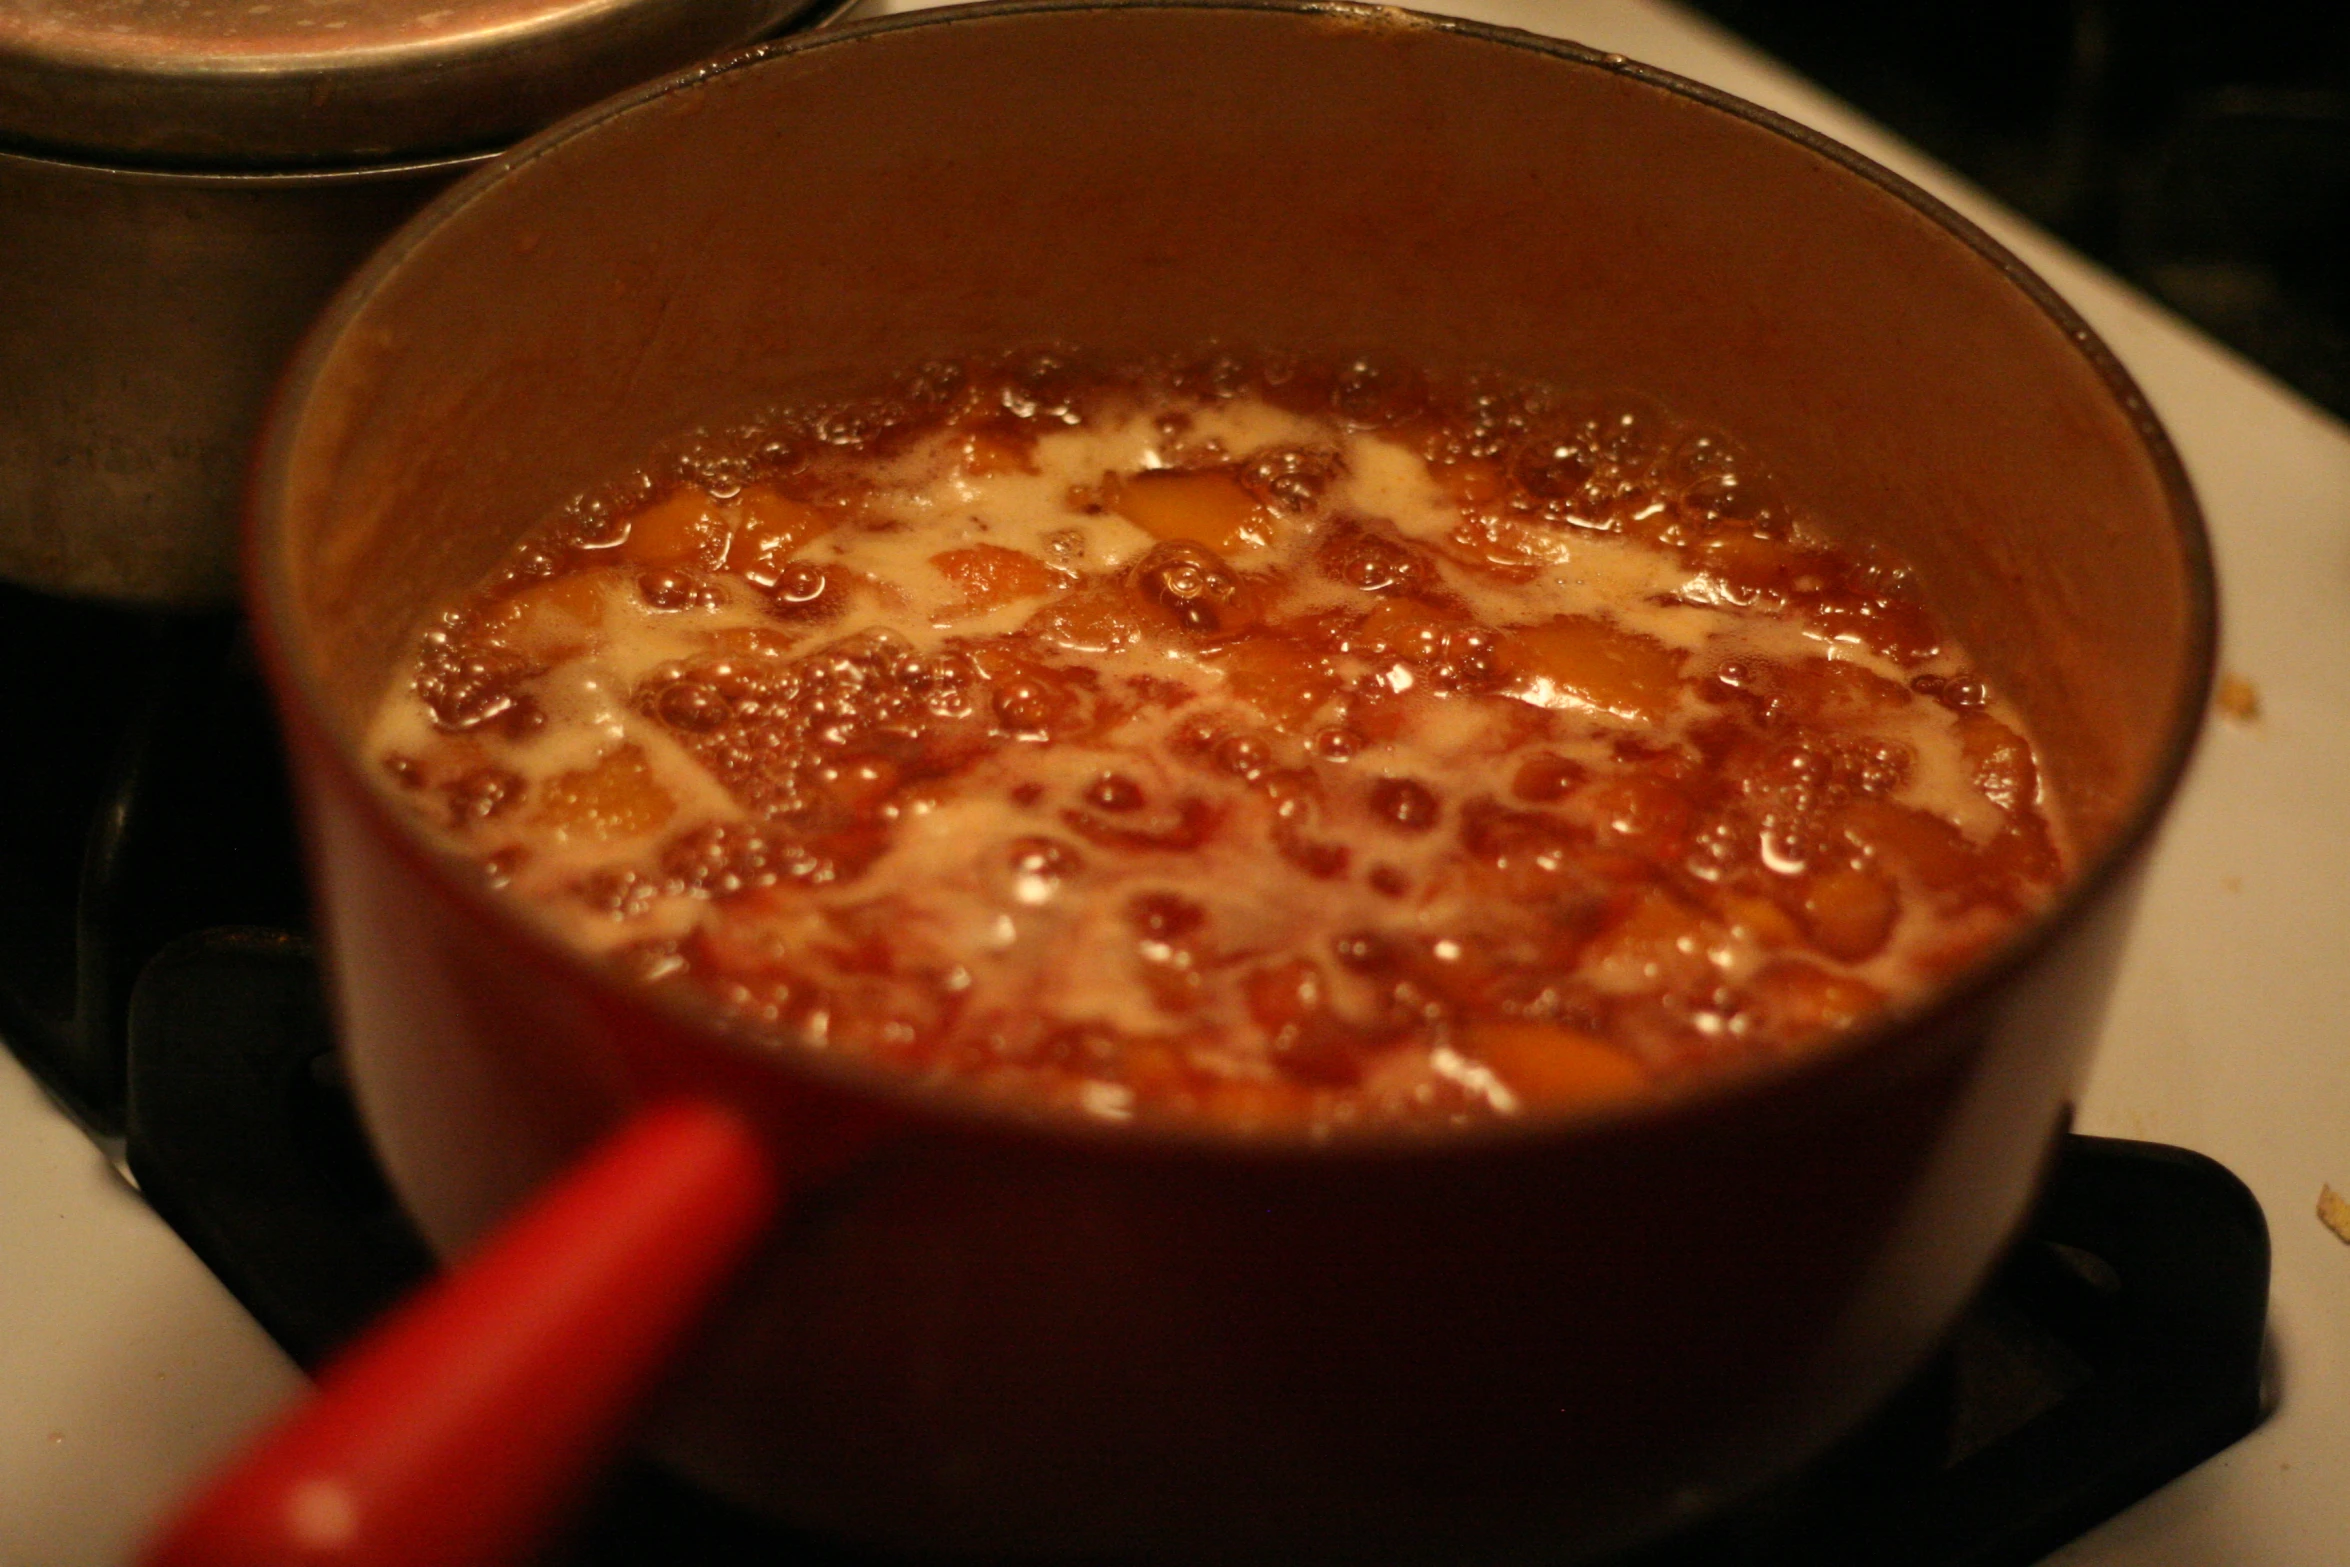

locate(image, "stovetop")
[[0, 579, 2281, 1567], [0, 581, 2283, 1567], [4, 3, 2348, 1565]]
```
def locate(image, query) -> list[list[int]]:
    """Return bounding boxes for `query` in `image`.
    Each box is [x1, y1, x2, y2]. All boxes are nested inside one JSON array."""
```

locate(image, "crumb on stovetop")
[[2216, 671, 2262, 724], [2319, 1184, 2350, 1245]]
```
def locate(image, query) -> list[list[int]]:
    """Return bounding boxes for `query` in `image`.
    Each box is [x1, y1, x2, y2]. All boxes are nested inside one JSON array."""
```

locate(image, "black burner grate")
[[0, 582, 2270, 1565]]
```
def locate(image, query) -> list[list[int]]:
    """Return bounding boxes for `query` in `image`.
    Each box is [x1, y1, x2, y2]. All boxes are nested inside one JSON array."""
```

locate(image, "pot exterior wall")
[[252, 7, 2213, 1559], [299, 716, 2145, 1561], [0, 151, 465, 606]]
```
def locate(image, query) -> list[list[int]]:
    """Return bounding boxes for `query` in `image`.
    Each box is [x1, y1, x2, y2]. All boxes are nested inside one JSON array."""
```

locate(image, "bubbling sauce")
[[370, 354, 2064, 1132]]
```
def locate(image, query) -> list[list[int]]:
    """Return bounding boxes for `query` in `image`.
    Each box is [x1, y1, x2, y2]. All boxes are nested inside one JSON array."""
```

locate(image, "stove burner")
[[0, 581, 2271, 1565]]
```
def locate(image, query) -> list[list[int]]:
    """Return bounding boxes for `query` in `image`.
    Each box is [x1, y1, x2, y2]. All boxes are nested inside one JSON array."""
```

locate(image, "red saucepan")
[[146, 4, 2214, 1563]]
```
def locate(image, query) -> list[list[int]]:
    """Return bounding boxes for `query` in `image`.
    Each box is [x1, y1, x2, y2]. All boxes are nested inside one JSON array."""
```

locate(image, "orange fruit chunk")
[[731, 485, 834, 567], [490, 571, 608, 662], [531, 745, 675, 842], [1745, 960, 1884, 1041], [1024, 585, 1148, 653], [1342, 596, 1467, 661], [1200, 1076, 1317, 1129], [954, 423, 1039, 476], [1441, 515, 1563, 581], [1798, 866, 1900, 962], [930, 543, 1070, 618], [701, 625, 801, 659], [1836, 798, 1978, 893], [1428, 456, 1508, 511], [1957, 712, 2037, 814], [1580, 772, 1694, 857], [1582, 888, 1720, 995], [1690, 531, 1798, 596], [1722, 893, 1803, 949], [1242, 958, 1328, 1031], [1459, 1021, 1648, 1108], [1210, 638, 1341, 731], [1494, 615, 1686, 722], [1107, 469, 1269, 553], [621, 489, 732, 570]]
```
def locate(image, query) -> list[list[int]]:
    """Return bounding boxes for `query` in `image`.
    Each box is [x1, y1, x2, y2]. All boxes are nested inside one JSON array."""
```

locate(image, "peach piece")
[[1836, 798, 1977, 892], [685, 913, 802, 986], [1711, 655, 1911, 729], [1459, 1021, 1648, 1108], [1024, 585, 1148, 653], [1510, 752, 1586, 803], [1440, 516, 1562, 581], [1494, 615, 1687, 722], [1579, 773, 1693, 857], [955, 423, 1040, 476], [1429, 456, 1508, 511], [1581, 888, 1721, 997], [1211, 638, 1341, 731], [1722, 893, 1803, 949], [930, 543, 1070, 617], [531, 745, 675, 843], [622, 488, 733, 570], [1200, 1076, 1317, 1129], [1798, 866, 1900, 963], [731, 485, 834, 565], [1744, 960, 1883, 1040], [1808, 592, 1944, 667], [1787, 658, 1912, 723], [388, 734, 491, 792], [1243, 958, 1327, 1031], [1120, 1042, 1190, 1105], [1344, 596, 1463, 662], [701, 625, 801, 660], [1107, 469, 1269, 553], [1346, 688, 1432, 745], [1690, 531, 1798, 597], [1957, 712, 2037, 814], [821, 754, 903, 812], [490, 571, 608, 662]]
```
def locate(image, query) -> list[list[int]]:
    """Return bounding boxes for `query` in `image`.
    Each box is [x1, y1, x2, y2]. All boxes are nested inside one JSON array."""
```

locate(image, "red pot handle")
[[141, 1098, 780, 1567]]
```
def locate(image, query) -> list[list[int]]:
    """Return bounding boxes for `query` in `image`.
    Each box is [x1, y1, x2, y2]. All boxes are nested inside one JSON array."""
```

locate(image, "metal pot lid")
[[0, 0, 821, 167]]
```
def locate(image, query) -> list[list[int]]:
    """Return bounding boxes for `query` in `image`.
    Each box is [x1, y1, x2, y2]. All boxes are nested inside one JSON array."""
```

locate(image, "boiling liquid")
[[370, 357, 2062, 1131]]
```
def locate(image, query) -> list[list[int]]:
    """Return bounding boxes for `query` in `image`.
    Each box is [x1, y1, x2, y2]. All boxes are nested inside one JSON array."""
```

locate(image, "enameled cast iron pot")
[[161, 4, 2216, 1563]]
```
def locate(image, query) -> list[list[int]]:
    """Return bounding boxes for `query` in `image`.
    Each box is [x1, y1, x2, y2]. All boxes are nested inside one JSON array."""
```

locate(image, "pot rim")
[[0, 136, 495, 185], [246, 0, 2219, 1162]]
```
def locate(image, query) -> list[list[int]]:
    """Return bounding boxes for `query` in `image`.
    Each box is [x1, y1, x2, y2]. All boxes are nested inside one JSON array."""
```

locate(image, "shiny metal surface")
[[0, 146, 480, 605], [0, 0, 809, 164], [0, 0, 851, 606]]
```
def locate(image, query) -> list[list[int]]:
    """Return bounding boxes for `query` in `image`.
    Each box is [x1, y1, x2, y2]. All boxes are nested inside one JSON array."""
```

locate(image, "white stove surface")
[[4, 3, 2345, 1563]]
